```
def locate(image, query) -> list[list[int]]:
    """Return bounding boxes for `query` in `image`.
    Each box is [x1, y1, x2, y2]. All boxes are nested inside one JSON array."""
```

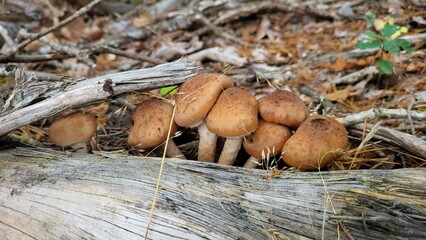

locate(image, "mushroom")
[[174, 73, 234, 162], [127, 99, 186, 159], [49, 112, 97, 153], [281, 115, 349, 170], [206, 87, 258, 165], [242, 119, 292, 168], [258, 90, 309, 128]]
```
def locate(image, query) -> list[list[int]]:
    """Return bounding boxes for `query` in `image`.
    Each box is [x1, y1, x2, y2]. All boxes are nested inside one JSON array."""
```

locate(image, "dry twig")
[[351, 123, 426, 160], [337, 108, 426, 126]]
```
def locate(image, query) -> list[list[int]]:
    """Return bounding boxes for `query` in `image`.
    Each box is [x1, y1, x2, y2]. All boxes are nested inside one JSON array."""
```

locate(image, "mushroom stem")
[[69, 142, 90, 153], [217, 137, 242, 165], [165, 140, 186, 159], [197, 122, 217, 162], [243, 156, 260, 168]]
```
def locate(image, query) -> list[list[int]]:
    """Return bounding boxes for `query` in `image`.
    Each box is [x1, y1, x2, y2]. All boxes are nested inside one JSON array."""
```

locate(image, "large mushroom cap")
[[258, 90, 309, 128], [206, 87, 258, 137], [281, 115, 349, 170], [175, 73, 234, 127], [127, 99, 178, 149], [243, 120, 291, 159], [49, 112, 97, 147]]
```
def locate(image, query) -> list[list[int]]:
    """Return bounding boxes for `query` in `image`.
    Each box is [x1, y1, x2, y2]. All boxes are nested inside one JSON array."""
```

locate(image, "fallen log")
[[0, 148, 425, 239]]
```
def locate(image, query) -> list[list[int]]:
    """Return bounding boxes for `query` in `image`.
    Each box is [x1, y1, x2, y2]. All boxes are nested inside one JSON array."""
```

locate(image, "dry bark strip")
[[0, 148, 425, 240], [0, 60, 197, 136]]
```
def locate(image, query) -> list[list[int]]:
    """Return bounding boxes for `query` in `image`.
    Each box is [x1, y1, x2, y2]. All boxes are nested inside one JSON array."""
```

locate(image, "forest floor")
[[0, 0, 425, 171]]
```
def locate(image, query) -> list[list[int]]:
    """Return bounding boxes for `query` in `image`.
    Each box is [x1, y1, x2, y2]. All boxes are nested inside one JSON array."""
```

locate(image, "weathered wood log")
[[0, 148, 425, 239]]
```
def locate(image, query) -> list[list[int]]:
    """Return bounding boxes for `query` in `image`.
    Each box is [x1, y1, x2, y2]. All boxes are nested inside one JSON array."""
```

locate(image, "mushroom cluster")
[[47, 73, 349, 171], [178, 74, 348, 170], [252, 90, 349, 170], [177, 73, 349, 170], [174, 73, 234, 162]]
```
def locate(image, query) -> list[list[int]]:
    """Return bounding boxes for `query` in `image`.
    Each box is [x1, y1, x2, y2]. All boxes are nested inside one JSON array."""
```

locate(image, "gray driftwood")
[[0, 60, 198, 136], [0, 148, 425, 240]]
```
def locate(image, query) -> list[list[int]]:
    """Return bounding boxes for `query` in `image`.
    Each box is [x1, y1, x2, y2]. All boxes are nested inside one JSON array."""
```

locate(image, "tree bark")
[[0, 148, 425, 240]]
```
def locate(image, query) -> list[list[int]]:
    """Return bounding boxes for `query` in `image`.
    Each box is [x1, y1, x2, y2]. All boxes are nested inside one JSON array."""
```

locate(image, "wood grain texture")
[[0, 148, 425, 240]]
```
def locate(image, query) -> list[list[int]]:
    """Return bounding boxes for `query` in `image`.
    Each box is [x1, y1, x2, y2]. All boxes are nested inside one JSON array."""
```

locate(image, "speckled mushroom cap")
[[281, 115, 349, 170], [206, 87, 258, 137], [127, 99, 178, 149], [174, 73, 234, 127], [258, 90, 309, 128], [243, 119, 292, 159], [49, 112, 97, 147]]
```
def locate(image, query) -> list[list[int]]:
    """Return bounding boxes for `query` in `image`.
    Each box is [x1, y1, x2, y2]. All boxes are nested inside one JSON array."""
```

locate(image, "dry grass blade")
[[349, 120, 382, 170], [332, 142, 396, 170], [144, 101, 177, 239]]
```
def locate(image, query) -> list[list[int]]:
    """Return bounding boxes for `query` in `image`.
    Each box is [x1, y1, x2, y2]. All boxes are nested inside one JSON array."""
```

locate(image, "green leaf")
[[364, 11, 376, 26], [356, 38, 382, 50], [383, 38, 413, 55], [160, 85, 178, 96], [383, 40, 401, 54], [363, 31, 383, 39], [381, 23, 399, 38], [377, 60, 393, 74], [394, 38, 413, 53]]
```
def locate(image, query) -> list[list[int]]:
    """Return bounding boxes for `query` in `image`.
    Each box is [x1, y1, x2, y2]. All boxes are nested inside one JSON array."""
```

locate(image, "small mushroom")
[[281, 115, 349, 170], [127, 99, 186, 159], [49, 112, 97, 152], [243, 120, 292, 168], [258, 90, 309, 128], [175, 73, 234, 162], [206, 87, 258, 165]]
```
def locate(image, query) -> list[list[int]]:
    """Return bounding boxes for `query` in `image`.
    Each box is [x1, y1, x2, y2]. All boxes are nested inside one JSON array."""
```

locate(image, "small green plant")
[[356, 11, 413, 74], [159, 85, 178, 96]]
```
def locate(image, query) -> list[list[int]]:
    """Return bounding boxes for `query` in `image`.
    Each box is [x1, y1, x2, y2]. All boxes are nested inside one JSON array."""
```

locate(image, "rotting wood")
[[0, 148, 424, 240]]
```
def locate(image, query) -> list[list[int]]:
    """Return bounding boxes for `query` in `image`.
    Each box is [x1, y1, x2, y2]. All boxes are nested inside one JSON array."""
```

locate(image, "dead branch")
[[0, 53, 68, 63], [332, 66, 379, 84], [93, 45, 166, 65], [0, 60, 198, 136], [186, 47, 248, 66], [0, 67, 69, 82], [186, 47, 293, 81], [337, 108, 426, 126], [351, 123, 426, 159]]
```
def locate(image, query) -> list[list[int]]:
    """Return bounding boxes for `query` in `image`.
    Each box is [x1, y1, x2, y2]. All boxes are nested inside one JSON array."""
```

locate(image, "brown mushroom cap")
[[243, 120, 292, 159], [127, 99, 178, 149], [49, 112, 97, 147], [206, 87, 258, 137], [281, 115, 349, 170], [258, 90, 309, 128], [175, 73, 234, 127]]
